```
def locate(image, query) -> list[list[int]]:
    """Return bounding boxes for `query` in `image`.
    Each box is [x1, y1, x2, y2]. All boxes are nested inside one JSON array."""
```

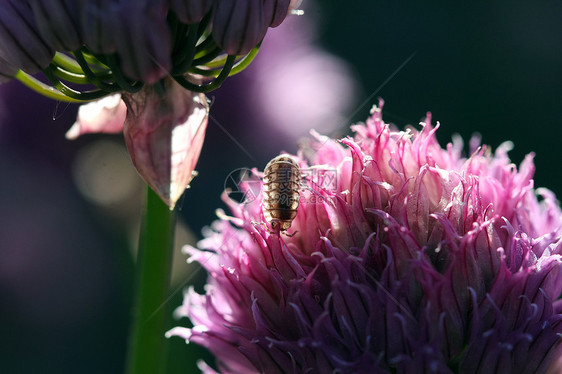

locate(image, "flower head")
[[0, 1, 303, 207], [168, 101, 562, 373], [0, 0, 301, 99]]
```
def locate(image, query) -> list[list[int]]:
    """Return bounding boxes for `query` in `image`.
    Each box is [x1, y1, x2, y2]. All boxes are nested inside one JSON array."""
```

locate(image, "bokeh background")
[[1, 1, 561, 373]]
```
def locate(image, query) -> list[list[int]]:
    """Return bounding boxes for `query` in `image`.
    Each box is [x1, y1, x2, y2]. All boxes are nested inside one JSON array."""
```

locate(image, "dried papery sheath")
[[168, 101, 562, 373], [66, 93, 127, 139], [122, 78, 209, 209]]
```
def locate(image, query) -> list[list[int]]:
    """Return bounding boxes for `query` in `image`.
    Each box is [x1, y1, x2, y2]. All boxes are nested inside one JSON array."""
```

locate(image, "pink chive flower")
[[168, 100, 562, 373]]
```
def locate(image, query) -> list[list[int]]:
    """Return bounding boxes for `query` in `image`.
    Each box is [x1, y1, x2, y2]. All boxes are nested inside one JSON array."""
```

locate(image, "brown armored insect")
[[262, 155, 301, 234]]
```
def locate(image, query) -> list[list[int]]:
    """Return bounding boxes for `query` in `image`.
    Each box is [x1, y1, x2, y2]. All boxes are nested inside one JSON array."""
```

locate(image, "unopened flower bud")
[[0, 0, 301, 95], [0, 55, 17, 84], [77, 0, 116, 54]]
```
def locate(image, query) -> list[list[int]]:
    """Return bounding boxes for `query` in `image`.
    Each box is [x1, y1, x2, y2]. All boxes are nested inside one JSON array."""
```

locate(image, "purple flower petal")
[[212, 0, 268, 55], [168, 0, 212, 24], [111, 1, 172, 83], [263, 0, 291, 27], [77, 0, 117, 54], [0, 0, 53, 74], [29, 0, 82, 51]]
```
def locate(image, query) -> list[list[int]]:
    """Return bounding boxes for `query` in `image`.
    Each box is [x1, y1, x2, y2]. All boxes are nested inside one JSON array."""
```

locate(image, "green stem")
[[189, 44, 261, 78], [171, 23, 199, 75], [14, 70, 83, 103], [51, 65, 90, 84], [126, 186, 176, 374], [42, 64, 109, 101], [105, 54, 143, 93], [194, 34, 216, 55], [73, 50, 118, 91], [174, 54, 236, 92], [191, 46, 222, 66], [52, 52, 85, 74]]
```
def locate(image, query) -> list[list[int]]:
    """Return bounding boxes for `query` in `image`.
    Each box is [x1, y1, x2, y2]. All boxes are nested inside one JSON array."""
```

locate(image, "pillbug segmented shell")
[[262, 155, 301, 232]]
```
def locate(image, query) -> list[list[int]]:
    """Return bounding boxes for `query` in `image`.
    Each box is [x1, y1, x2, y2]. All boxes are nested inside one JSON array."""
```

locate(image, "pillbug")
[[262, 155, 301, 234]]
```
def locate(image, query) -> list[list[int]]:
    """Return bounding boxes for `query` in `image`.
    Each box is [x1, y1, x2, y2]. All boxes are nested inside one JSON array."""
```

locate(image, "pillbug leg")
[[251, 220, 274, 234], [269, 219, 283, 235], [251, 220, 265, 227], [254, 219, 280, 235], [283, 230, 298, 237]]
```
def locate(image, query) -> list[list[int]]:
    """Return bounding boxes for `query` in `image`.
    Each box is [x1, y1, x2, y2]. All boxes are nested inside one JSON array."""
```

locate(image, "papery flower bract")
[[66, 93, 126, 139], [66, 87, 208, 208], [122, 79, 209, 209], [168, 101, 562, 373]]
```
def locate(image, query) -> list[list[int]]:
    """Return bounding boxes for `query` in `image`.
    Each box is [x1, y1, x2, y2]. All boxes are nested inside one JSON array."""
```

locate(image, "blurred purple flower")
[[244, 1, 357, 142], [168, 101, 562, 373]]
